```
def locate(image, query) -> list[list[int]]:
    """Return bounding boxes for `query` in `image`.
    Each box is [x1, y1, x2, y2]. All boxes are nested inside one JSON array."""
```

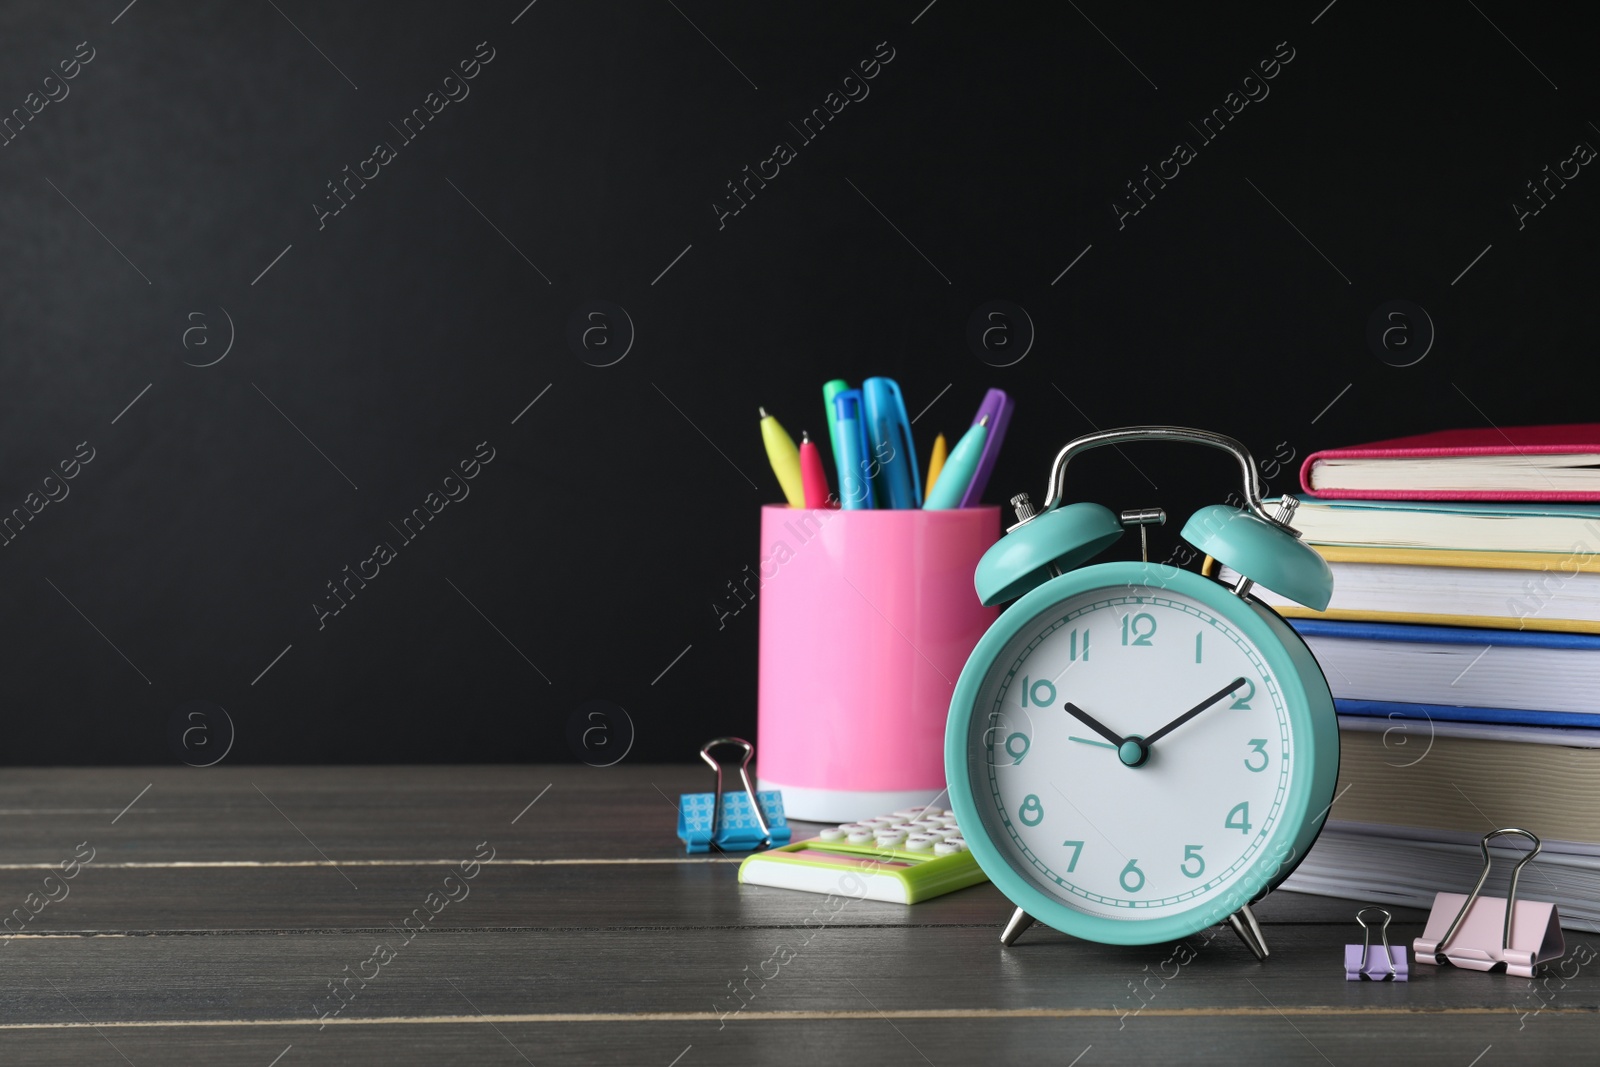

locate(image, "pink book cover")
[[1300, 424, 1600, 501]]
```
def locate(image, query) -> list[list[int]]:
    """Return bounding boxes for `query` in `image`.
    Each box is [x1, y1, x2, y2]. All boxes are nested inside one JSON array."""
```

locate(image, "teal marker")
[[822, 379, 849, 483], [923, 415, 989, 509]]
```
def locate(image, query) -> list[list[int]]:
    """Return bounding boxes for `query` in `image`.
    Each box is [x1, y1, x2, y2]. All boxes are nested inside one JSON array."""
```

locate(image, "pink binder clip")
[[1413, 828, 1566, 979], [1345, 907, 1407, 981]]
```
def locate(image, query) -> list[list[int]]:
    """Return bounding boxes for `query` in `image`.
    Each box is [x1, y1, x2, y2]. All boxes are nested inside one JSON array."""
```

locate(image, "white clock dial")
[[967, 583, 1294, 920]]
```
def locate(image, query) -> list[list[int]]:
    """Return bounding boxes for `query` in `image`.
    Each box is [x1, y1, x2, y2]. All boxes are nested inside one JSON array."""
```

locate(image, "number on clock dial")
[[1121, 613, 1156, 646], [1120, 859, 1145, 892], [1230, 677, 1256, 709], [1019, 676, 1057, 707]]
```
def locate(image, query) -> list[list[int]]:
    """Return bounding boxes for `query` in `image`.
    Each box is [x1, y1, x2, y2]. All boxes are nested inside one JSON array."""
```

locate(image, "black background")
[[1, 1, 1594, 766]]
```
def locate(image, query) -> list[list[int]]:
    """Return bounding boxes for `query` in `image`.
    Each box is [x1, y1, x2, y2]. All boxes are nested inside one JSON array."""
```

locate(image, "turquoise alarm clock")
[[945, 427, 1338, 959]]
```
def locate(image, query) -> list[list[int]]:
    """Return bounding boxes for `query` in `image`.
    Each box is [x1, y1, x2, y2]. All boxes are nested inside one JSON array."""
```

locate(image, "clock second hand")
[[1061, 702, 1125, 748]]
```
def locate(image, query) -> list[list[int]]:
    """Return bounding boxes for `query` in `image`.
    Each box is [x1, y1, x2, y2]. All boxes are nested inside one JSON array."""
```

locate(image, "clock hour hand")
[[1061, 701, 1125, 748], [1142, 677, 1248, 748]]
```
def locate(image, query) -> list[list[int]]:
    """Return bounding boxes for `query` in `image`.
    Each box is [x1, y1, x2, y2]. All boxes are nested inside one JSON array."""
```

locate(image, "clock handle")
[[1037, 426, 1280, 526], [999, 906, 1037, 946]]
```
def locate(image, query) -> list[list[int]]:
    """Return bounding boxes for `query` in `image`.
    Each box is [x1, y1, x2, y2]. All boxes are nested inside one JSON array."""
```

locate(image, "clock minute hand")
[[1061, 702, 1125, 748], [1142, 677, 1248, 748]]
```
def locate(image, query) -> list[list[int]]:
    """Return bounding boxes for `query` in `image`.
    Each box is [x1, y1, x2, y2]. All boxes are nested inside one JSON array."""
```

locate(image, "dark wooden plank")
[[0, 854, 1429, 934], [2, 926, 1592, 1025], [2, 1015, 1591, 1067], [0, 765, 713, 863]]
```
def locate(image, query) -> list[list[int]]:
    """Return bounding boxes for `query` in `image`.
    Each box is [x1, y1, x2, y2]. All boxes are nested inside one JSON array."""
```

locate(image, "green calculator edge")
[[738, 840, 988, 904]]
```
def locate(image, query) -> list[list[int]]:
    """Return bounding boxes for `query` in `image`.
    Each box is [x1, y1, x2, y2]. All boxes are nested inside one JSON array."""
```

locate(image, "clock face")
[[963, 579, 1299, 925]]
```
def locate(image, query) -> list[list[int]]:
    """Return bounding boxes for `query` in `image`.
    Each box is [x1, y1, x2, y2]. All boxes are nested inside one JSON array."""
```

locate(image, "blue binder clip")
[[678, 737, 789, 854]]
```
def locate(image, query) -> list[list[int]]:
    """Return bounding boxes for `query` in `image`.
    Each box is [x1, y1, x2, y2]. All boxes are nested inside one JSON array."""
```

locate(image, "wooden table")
[[1, 766, 1592, 1064]]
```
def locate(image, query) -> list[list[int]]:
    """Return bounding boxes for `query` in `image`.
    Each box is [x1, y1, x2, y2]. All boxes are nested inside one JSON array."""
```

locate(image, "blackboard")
[[1, 1, 1595, 765]]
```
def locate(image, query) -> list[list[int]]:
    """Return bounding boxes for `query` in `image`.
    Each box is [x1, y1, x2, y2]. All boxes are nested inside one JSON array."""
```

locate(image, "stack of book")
[[1216, 424, 1600, 930]]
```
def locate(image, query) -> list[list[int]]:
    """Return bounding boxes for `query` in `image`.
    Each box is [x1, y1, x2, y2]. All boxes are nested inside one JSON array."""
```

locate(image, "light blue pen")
[[923, 415, 990, 509], [833, 390, 874, 509], [862, 377, 921, 509]]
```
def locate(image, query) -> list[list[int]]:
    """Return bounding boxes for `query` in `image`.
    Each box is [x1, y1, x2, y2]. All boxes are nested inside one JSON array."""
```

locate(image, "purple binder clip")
[[1344, 907, 1407, 981], [957, 388, 1014, 508], [1413, 828, 1565, 979]]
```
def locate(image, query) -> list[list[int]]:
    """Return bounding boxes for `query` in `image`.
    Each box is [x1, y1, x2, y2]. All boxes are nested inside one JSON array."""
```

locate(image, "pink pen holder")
[[756, 504, 1000, 822]]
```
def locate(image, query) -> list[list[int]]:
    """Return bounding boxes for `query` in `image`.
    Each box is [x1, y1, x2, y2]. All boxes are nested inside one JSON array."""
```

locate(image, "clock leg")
[[1000, 906, 1036, 946], [1226, 904, 1269, 960]]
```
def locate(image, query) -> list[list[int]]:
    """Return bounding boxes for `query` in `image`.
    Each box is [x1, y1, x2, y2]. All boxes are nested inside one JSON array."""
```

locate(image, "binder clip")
[[1413, 828, 1566, 979], [1345, 907, 1407, 981], [677, 737, 790, 854]]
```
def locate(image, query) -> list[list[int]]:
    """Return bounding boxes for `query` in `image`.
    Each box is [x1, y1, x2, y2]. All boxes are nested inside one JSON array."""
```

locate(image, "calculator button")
[[847, 830, 876, 844], [906, 835, 937, 851], [948, 837, 967, 850], [933, 841, 958, 856], [892, 809, 923, 818], [876, 830, 908, 847], [819, 827, 846, 842], [866, 817, 898, 827]]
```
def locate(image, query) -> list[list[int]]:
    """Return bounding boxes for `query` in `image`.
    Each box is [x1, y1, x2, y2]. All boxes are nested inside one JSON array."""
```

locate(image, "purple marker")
[[957, 388, 1014, 507]]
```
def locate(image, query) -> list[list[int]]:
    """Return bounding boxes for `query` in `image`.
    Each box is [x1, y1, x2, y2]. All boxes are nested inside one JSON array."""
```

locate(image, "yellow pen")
[[759, 407, 805, 507], [925, 432, 948, 500]]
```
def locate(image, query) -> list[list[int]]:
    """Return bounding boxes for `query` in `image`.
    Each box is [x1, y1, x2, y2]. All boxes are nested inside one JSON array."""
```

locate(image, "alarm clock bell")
[[1182, 502, 1332, 611], [975, 501, 1123, 605]]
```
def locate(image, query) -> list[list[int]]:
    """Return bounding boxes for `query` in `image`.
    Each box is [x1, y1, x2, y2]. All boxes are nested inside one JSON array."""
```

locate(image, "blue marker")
[[862, 377, 922, 509], [833, 390, 875, 509]]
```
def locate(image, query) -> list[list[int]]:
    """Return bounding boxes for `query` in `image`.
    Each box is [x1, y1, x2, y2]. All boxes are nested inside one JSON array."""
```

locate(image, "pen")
[[924, 433, 948, 500], [862, 377, 921, 509], [822, 379, 849, 485], [832, 390, 874, 509], [924, 415, 989, 510], [799, 431, 834, 508], [759, 407, 805, 508], [957, 388, 1014, 508]]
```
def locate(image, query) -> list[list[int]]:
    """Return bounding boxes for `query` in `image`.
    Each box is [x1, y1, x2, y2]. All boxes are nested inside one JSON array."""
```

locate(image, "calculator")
[[737, 807, 989, 904]]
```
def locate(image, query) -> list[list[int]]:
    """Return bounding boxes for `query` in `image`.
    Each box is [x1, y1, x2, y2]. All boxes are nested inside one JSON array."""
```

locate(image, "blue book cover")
[[1292, 614, 1600, 729], [1291, 618, 1600, 650], [1333, 698, 1600, 729]]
